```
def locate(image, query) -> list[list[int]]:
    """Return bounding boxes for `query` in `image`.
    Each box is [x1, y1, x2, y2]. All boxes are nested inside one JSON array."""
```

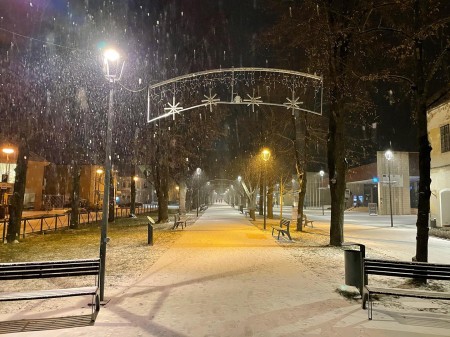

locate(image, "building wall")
[[376, 151, 411, 215], [25, 161, 47, 210], [428, 100, 450, 227]]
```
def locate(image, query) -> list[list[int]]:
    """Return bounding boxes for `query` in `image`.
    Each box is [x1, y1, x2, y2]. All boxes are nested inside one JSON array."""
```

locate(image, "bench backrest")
[[0, 258, 101, 281], [364, 258, 450, 281], [280, 218, 290, 229]]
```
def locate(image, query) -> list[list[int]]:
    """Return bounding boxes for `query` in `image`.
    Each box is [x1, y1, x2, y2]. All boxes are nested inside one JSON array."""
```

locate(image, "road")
[[272, 205, 448, 264]]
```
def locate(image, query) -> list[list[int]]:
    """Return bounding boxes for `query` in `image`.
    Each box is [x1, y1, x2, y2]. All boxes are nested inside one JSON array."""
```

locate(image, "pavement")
[[2, 204, 450, 336]]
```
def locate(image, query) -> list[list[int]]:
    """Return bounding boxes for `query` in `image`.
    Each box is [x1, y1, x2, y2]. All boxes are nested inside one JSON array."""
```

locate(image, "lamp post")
[[384, 150, 394, 227], [196, 168, 201, 217], [99, 47, 124, 302], [319, 170, 325, 215], [95, 168, 103, 208], [261, 148, 271, 230]]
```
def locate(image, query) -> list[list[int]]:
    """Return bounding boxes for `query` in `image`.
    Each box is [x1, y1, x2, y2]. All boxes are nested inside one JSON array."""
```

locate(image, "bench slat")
[[366, 286, 450, 300], [0, 286, 98, 302], [364, 258, 450, 280]]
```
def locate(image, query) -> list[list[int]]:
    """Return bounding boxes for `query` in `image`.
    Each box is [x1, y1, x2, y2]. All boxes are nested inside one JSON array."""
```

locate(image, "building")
[[428, 99, 450, 227], [322, 151, 419, 215], [1, 145, 49, 211]]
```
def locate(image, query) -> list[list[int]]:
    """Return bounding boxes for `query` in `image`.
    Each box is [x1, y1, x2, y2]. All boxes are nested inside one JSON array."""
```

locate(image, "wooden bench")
[[199, 204, 208, 212], [362, 258, 450, 320], [0, 258, 101, 321], [302, 214, 314, 228], [271, 218, 292, 240], [172, 214, 187, 229]]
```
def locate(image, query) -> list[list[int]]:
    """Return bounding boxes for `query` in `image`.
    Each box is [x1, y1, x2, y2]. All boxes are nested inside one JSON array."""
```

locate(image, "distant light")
[[319, 170, 325, 177], [372, 177, 379, 183], [2, 148, 14, 154], [196, 167, 201, 175], [384, 149, 393, 161], [175, 186, 179, 191], [261, 148, 271, 161], [133, 176, 139, 181], [96, 169, 104, 174], [237, 176, 242, 182], [104, 48, 120, 62]]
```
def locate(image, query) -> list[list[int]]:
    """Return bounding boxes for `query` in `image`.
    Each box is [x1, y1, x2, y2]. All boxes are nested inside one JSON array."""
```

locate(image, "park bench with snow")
[[271, 218, 292, 240]]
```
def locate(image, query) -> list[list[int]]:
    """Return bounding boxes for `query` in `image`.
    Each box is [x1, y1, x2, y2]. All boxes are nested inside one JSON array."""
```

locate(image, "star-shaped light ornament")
[[201, 89, 221, 112], [243, 91, 262, 112], [164, 96, 184, 120], [283, 96, 303, 115]]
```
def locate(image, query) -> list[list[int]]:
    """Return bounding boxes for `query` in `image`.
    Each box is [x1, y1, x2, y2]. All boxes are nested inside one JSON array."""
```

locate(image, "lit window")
[[441, 124, 450, 153]]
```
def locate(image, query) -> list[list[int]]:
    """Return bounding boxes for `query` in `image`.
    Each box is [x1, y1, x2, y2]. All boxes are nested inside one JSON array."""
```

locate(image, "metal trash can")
[[343, 242, 366, 295], [430, 218, 437, 228]]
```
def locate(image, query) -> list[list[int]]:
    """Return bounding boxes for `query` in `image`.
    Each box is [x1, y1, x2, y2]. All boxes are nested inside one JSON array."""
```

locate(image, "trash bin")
[[343, 242, 366, 295], [430, 218, 437, 228]]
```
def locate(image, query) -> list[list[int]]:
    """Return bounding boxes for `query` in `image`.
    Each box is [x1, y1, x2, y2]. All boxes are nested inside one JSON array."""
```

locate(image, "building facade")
[[428, 100, 450, 227]]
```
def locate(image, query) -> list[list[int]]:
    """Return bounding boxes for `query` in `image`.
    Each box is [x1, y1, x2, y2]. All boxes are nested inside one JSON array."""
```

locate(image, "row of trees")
[[261, 0, 449, 262]]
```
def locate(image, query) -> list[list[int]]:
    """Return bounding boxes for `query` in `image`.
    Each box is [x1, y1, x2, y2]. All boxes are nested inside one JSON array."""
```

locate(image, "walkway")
[[9, 204, 450, 336]]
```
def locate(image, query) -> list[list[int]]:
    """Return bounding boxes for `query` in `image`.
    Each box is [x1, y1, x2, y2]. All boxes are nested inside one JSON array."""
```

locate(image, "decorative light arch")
[[147, 67, 323, 123]]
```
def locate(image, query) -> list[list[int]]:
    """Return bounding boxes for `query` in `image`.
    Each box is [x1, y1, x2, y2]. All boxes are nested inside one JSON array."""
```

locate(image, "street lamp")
[[2, 147, 14, 183], [196, 168, 201, 217], [95, 168, 103, 208], [261, 148, 271, 230], [384, 149, 394, 227], [319, 170, 325, 215], [99, 47, 124, 302]]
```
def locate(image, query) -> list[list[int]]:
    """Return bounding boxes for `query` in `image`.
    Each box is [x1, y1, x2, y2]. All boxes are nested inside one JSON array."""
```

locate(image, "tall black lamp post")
[[261, 148, 271, 230], [99, 48, 124, 302], [196, 167, 201, 217], [384, 149, 394, 227]]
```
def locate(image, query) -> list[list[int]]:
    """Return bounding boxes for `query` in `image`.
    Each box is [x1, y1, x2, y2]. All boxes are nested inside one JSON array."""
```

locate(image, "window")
[[441, 124, 450, 153]]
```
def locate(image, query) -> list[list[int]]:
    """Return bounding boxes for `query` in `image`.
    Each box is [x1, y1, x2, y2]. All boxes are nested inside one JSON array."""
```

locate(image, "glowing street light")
[[319, 170, 325, 215], [384, 149, 394, 227], [99, 47, 124, 302], [261, 148, 271, 230]]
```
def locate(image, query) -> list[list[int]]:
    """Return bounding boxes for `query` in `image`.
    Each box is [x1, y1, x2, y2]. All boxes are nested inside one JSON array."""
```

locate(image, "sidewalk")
[[5, 204, 450, 336]]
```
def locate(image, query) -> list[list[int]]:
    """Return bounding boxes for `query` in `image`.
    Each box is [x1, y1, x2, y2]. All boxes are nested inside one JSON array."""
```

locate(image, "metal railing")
[[1, 204, 157, 243]]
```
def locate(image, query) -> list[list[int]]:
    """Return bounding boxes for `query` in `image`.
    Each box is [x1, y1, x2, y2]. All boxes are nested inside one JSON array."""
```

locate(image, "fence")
[[1, 204, 156, 243]]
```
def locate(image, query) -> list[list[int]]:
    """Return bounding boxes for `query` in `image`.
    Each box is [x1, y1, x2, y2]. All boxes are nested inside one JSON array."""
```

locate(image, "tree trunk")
[[6, 141, 29, 243], [156, 164, 169, 222], [179, 179, 187, 214], [267, 184, 274, 219], [327, 95, 347, 246], [412, 2, 429, 264], [70, 163, 81, 229], [292, 110, 308, 231], [297, 174, 307, 229]]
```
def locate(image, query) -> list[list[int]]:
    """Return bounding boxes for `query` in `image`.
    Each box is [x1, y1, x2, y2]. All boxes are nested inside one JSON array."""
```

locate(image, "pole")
[[99, 84, 114, 301], [196, 175, 199, 217], [321, 176, 324, 215], [388, 160, 393, 227], [263, 162, 267, 230], [280, 176, 283, 219]]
